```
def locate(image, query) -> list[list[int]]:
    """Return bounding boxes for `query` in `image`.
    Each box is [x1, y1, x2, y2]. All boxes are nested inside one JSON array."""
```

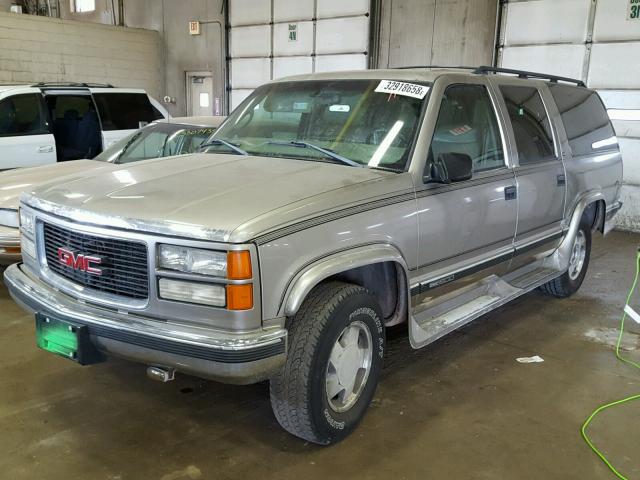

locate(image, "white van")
[[0, 83, 169, 169]]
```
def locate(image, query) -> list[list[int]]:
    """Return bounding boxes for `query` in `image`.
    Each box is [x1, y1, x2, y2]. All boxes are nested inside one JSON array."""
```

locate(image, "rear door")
[[91, 90, 164, 149], [0, 88, 56, 169], [494, 81, 566, 269]]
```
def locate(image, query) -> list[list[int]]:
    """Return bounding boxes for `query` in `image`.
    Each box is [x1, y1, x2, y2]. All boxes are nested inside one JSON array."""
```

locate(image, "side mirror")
[[429, 152, 473, 184]]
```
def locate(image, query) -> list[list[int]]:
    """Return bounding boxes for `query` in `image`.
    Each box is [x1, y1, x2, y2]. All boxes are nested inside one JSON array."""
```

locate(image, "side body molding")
[[281, 244, 411, 318]]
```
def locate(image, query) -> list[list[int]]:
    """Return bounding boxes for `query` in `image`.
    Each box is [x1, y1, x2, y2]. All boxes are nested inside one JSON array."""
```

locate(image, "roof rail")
[[32, 82, 115, 88], [473, 66, 586, 87], [393, 65, 477, 71]]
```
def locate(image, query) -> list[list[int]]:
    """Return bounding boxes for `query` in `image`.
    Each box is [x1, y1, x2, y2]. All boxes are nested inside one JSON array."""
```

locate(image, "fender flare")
[[280, 243, 411, 318], [546, 190, 606, 271]]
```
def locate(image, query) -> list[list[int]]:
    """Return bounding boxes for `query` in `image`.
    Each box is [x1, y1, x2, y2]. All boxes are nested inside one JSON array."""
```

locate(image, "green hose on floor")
[[581, 249, 640, 479]]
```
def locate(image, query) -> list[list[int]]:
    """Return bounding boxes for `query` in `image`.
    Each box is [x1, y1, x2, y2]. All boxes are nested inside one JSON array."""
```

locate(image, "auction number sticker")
[[375, 80, 429, 99]]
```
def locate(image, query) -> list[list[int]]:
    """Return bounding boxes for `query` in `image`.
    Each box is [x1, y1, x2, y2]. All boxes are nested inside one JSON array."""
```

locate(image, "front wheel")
[[269, 281, 385, 444], [540, 220, 592, 298]]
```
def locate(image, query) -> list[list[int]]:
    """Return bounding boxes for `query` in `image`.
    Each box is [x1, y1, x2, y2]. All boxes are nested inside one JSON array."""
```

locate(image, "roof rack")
[[32, 82, 115, 88], [473, 66, 586, 87], [393, 65, 477, 71]]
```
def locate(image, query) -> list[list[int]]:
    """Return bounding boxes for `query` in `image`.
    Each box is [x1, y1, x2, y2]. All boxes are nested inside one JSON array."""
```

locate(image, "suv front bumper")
[[4, 263, 287, 384]]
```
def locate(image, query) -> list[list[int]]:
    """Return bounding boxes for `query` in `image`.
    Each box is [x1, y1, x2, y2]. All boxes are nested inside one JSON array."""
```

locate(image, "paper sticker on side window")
[[375, 80, 429, 99]]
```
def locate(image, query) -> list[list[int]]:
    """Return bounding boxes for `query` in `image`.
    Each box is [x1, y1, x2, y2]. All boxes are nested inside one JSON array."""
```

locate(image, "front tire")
[[269, 281, 385, 445], [540, 220, 592, 298]]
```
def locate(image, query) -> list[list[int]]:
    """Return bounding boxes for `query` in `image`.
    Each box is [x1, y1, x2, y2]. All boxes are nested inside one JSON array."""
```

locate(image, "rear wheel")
[[269, 281, 385, 445], [540, 220, 591, 298]]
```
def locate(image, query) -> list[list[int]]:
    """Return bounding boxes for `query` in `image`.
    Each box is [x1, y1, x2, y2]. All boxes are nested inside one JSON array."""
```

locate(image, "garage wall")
[[498, 0, 640, 231], [0, 11, 162, 98], [229, 0, 371, 109], [375, 0, 498, 68]]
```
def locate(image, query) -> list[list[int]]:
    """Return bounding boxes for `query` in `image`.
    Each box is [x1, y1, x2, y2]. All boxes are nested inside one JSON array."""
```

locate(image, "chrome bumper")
[[4, 263, 287, 384], [0, 227, 21, 266]]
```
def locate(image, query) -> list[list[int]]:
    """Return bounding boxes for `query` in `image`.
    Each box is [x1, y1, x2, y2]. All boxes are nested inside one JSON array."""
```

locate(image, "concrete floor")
[[2, 232, 640, 480]]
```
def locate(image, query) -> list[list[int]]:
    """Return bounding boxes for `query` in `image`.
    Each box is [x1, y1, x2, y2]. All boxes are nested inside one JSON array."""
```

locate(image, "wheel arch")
[[280, 244, 411, 326]]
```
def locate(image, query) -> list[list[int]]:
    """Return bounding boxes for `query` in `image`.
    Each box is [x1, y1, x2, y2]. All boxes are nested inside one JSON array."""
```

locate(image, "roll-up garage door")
[[497, 0, 640, 231], [229, 0, 371, 110]]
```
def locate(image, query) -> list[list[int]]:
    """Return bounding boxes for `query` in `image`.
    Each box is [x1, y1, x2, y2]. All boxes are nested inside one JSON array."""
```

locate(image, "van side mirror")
[[428, 152, 473, 184]]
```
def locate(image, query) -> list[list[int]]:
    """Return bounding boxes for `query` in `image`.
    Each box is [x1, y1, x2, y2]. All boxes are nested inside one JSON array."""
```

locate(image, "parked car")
[[5, 67, 622, 444], [0, 82, 170, 169], [0, 116, 225, 265]]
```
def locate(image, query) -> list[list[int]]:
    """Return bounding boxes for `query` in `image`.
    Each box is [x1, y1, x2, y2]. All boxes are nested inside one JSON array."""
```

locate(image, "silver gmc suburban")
[[4, 67, 623, 445]]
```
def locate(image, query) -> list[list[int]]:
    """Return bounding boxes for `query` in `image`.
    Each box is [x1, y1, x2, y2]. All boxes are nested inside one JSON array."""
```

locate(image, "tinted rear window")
[[548, 84, 617, 157], [93, 92, 157, 130], [0, 94, 48, 137]]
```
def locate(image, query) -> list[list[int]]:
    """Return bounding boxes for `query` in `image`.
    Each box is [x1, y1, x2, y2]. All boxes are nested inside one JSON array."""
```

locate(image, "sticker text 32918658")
[[375, 80, 430, 99]]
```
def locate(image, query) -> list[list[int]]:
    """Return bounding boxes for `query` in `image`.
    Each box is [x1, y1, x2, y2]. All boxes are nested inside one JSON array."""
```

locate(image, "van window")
[[93, 93, 157, 131], [500, 86, 556, 165], [46, 94, 102, 161], [0, 94, 48, 137], [548, 84, 617, 157], [428, 84, 505, 174]]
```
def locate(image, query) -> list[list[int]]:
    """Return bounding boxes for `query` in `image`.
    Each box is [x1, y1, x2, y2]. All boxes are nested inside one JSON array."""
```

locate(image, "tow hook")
[[146, 365, 176, 382]]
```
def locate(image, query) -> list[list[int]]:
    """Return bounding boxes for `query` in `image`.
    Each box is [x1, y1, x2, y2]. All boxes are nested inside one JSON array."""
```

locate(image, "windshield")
[[94, 123, 216, 164], [209, 79, 429, 171]]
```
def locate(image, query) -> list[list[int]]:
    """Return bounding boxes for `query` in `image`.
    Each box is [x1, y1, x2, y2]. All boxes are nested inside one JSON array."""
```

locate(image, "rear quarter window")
[[548, 84, 617, 157], [93, 92, 157, 131]]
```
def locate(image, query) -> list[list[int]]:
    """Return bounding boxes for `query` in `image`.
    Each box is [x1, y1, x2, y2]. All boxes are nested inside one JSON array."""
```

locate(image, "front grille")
[[43, 222, 149, 300]]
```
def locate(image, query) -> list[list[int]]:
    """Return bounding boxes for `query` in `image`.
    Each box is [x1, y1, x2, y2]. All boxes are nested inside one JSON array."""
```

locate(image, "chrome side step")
[[409, 264, 561, 349]]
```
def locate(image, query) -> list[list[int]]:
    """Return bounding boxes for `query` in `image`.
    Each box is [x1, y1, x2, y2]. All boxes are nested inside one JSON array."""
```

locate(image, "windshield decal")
[[375, 80, 429, 99]]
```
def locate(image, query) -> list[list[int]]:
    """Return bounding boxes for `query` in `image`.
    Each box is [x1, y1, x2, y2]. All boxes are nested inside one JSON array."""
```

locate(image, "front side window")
[[210, 79, 428, 171], [428, 84, 505, 175], [94, 123, 215, 164], [0, 94, 48, 137], [500, 85, 556, 165], [93, 93, 157, 131]]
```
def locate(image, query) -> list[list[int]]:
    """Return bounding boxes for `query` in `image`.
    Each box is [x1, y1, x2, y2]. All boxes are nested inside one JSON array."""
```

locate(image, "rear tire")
[[540, 220, 591, 298], [269, 281, 385, 445]]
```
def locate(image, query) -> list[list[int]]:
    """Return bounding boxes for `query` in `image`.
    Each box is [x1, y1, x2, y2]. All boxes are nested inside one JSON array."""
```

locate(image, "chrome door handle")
[[37, 146, 54, 153]]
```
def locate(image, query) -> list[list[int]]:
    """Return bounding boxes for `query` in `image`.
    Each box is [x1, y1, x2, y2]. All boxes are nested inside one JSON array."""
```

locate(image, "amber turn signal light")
[[227, 284, 253, 310], [227, 251, 252, 280]]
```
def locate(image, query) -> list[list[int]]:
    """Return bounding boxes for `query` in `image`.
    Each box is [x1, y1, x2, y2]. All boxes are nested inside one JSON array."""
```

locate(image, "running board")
[[409, 265, 561, 349]]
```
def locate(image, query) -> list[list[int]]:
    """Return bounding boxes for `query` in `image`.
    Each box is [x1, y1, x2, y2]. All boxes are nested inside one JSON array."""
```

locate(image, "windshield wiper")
[[199, 139, 248, 156], [266, 141, 362, 168]]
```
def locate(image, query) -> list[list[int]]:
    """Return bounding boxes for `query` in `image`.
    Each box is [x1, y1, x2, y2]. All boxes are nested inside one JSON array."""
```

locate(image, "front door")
[[411, 81, 517, 303], [187, 72, 215, 116], [496, 83, 566, 269]]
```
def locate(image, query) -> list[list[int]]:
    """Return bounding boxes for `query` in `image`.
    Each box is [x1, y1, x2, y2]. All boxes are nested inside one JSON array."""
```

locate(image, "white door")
[[187, 73, 215, 116], [90, 89, 162, 151], [0, 88, 56, 169]]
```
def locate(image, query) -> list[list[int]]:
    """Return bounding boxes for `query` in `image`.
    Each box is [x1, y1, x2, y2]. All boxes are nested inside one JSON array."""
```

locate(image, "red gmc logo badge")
[[57, 247, 103, 276]]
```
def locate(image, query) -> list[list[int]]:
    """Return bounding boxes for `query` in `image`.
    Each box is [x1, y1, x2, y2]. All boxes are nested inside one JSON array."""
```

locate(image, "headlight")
[[0, 209, 19, 228], [158, 278, 226, 307], [20, 209, 35, 237], [158, 244, 227, 277]]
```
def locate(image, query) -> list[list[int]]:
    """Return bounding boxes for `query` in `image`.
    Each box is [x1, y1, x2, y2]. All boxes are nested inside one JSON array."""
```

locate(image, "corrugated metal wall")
[[498, 0, 640, 231], [228, 0, 370, 110]]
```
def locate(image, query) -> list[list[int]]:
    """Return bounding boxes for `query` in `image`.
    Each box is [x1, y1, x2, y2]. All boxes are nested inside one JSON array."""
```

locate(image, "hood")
[[0, 160, 110, 210], [27, 153, 413, 242]]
